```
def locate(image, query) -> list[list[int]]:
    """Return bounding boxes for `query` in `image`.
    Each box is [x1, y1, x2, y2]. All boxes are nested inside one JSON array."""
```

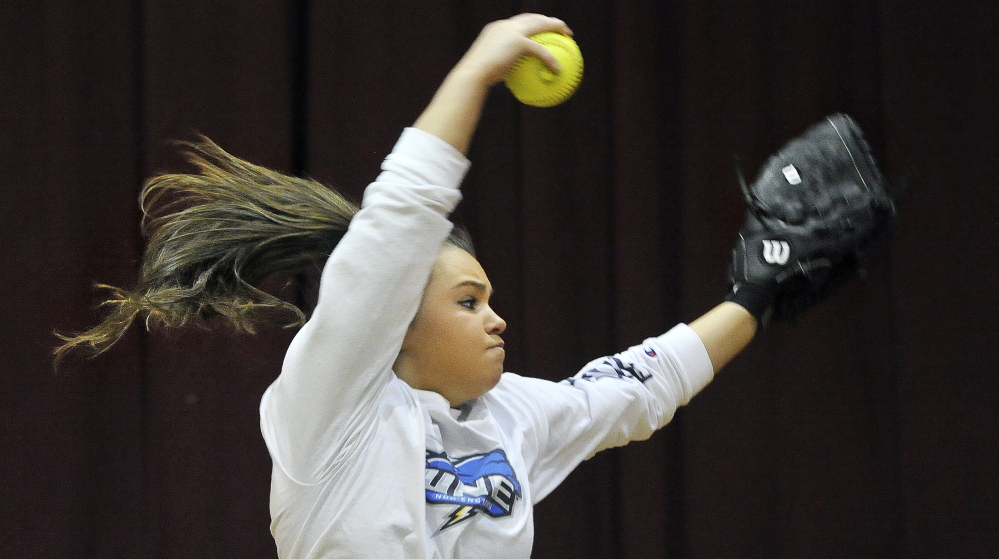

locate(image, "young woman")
[[57, 14, 756, 558]]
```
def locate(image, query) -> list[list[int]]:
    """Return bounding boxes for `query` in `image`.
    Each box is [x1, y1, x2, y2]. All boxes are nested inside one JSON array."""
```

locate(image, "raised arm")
[[260, 15, 574, 481]]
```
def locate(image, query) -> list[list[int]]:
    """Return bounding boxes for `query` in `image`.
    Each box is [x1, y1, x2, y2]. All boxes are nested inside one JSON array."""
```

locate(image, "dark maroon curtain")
[[2, 1, 996, 557]]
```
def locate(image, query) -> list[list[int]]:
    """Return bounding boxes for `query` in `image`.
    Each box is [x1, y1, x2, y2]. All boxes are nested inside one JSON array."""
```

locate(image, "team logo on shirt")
[[425, 449, 522, 532], [563, 356, 654, 386]]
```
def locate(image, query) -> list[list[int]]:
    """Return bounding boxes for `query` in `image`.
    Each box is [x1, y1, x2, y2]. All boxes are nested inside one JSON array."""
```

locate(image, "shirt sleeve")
[[491, 324, 714, 502], [259, 128, 470, 483]]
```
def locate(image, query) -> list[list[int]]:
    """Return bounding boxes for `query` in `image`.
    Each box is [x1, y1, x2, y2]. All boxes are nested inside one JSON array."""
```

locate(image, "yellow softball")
[[504, 32, 583, 108]]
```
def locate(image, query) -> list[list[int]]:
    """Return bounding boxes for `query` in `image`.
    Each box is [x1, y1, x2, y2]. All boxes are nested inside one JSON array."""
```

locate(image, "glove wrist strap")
[[726, 282, 775, 326]]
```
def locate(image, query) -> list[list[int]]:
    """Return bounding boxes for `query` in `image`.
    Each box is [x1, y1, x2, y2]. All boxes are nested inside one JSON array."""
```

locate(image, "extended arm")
[[514, 305, 755, 497]]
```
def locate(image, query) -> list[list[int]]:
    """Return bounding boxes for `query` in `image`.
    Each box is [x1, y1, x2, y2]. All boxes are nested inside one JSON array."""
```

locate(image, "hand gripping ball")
[[504, 32, 583, 107]]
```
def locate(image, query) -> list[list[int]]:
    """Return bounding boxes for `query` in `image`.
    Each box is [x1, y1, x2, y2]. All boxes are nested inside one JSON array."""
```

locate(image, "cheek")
[[406, 304, 446, 344], [406, 310, 465, 366]]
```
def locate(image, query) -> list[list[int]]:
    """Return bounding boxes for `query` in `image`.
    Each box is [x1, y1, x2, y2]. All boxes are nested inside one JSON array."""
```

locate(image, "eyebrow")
[[453, 280, 492, 296]]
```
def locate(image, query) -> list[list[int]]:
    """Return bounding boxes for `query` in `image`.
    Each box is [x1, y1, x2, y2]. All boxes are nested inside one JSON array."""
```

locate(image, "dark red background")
[[2, 1, 997, 557]]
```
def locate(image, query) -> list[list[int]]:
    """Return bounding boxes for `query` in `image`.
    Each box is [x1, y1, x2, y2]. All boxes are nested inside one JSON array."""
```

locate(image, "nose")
[[486, 306, 506, 335]]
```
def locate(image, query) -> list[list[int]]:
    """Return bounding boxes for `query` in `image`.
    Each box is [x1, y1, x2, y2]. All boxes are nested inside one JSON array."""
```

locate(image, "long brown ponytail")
[[54, 137, 359, 366]]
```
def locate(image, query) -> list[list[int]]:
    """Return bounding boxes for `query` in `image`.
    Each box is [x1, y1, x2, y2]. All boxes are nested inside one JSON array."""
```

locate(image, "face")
[[394, 245, 507, 407]]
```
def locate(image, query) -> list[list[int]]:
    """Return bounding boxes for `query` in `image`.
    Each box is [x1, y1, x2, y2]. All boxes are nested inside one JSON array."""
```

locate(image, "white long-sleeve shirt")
[[259, 128, 714, 558]]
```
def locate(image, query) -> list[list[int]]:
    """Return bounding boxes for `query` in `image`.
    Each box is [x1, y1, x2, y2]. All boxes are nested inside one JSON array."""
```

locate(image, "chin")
[[480, 369, 503, 395]]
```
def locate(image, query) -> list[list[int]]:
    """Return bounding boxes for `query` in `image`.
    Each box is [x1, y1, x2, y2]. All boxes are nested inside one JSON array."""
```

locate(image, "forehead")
[[432, 246, 490, 290]]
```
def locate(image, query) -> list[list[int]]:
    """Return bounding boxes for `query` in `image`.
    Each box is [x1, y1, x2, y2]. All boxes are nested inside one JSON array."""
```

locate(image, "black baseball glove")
[[726, 113, 897, 325]]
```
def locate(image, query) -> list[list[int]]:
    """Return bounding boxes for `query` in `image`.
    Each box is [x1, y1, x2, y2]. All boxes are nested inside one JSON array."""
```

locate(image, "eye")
[[459, 297, 478, 310]]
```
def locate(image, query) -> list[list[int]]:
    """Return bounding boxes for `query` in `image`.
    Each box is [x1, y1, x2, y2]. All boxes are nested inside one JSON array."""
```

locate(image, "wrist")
[[725, 282, 775, 327], [447, 59, 500, 91]]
